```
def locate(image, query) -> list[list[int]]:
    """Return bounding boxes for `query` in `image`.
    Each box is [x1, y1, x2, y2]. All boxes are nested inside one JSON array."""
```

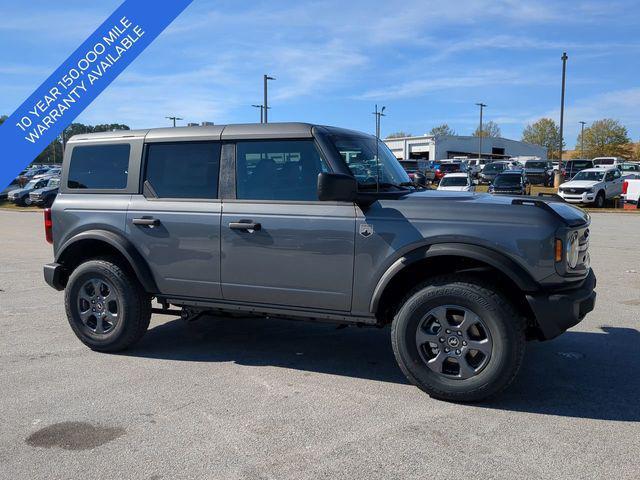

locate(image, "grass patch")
[[0, 200, 41, 211]]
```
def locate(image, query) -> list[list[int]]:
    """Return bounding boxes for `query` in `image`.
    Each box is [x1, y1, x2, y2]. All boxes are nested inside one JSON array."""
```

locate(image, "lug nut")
[[91, 300, 95, 304], [92, 308, 95, 312], [456, 349, 461, 355], [462, 341, 467, 346], [444, 348, 450, 353], [445, 329, 451, 334], [439, 337, 445, 343], [457, 331, 462, 336]]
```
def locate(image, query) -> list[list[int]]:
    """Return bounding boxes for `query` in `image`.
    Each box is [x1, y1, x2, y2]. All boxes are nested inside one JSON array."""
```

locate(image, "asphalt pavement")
[[0, 210, 638, 479]]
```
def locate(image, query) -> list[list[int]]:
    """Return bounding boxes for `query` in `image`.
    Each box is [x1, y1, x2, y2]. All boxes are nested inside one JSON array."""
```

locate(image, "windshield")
[[621, 164, 639, 171], [593, 158, 614, 165], [440, 176, 468, 187], [573, 171, 604, 181], [494, 174, 522, 186], [24, 180, 39, 189], [330, 134, 411, 188], [48, 178, 60, 187], [566, 160, 592, 170], [525, 161, 546, 169]]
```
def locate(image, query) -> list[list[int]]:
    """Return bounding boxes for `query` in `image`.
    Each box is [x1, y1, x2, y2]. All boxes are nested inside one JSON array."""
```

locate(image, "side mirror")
[[317, 172, 357, 202]]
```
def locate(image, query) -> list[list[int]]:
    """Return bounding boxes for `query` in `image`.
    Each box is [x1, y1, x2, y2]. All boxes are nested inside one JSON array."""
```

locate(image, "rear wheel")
[[391, 275, 525, 402], [64, 258, 151, 352]]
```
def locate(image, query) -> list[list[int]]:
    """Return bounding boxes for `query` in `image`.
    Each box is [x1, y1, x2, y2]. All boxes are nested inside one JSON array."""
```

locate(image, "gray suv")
[[43, 123, 596, 402]]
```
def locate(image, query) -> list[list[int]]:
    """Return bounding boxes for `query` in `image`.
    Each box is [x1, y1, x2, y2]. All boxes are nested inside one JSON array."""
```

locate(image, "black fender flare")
[[56, 229, 158, 293], [369, 242, 539, 313]]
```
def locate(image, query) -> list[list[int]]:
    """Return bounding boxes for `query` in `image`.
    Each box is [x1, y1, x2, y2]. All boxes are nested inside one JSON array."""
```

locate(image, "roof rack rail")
[[537, 192, 565, 202]]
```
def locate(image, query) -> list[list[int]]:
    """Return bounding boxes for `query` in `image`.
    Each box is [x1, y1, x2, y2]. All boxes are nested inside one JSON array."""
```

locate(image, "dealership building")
[[384, 134, 547, 161]]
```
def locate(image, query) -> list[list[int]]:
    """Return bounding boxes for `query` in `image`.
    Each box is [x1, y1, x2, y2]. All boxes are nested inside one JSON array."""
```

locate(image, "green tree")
[[521, 118, 564, 159], [473, 120, 501, 138], [93, 123, 130, 133], [385, 131, 412, 139], [577, 119, 632, 159], [0, 114, 7, 125], [429, 123, 456, 137]]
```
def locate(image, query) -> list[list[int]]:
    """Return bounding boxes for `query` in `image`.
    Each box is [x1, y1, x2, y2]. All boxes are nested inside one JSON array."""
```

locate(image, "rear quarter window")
[[67, 144, 130, 189]]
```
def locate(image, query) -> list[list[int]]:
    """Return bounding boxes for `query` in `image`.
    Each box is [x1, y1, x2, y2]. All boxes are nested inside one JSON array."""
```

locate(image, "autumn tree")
[[576, 119, 632, 159], [473, 120, 501, 138], [429, 123, 456, 137], [521, 118, 564, 159]]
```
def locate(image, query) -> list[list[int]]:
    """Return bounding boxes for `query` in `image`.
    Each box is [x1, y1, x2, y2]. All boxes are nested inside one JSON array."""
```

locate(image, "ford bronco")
[[43, 123, 596, 401]]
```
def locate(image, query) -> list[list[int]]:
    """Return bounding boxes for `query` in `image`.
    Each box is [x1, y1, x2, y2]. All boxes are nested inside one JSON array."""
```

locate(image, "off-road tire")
[[64, 258, 151, 352], [391, 275, 526, 402]]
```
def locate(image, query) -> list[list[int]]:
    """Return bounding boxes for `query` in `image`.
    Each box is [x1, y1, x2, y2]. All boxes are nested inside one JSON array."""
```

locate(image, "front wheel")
[[594, 191, 605, 208], [64, 258, 151, 352], [391, 275, 525, 402]]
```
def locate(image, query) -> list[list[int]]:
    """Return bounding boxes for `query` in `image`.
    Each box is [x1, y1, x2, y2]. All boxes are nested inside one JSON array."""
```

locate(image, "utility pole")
[[475, 103, 486, 160], [165, 116, 183, 127], [558, 52, 568, 161], [263, 75, 275, 123], [579, 121, 586, 158], [252, 104, 264, 123]]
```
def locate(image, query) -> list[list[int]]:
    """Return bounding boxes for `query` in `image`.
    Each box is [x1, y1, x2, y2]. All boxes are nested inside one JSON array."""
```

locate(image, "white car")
[[592, 157, 624, 168], [622, 179, 640, 208], [437, 173, 476, 192], [558, 167, 624, 207], [619, 162, 640, 179]]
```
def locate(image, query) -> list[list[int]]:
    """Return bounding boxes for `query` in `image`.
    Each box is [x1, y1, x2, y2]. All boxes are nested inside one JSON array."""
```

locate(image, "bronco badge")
[[359, 223, 374, 237]]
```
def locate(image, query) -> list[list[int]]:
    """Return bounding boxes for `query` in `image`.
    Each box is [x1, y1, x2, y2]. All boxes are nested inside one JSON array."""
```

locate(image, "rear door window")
[[144, 142, 221, 199], [235, 140, 329, 201], [68, 144, 130, 189]]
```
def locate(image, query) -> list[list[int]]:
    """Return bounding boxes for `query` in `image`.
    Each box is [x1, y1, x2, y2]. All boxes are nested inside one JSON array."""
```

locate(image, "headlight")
[[566, 231, 580, 268], [586, 188, 594, 193]]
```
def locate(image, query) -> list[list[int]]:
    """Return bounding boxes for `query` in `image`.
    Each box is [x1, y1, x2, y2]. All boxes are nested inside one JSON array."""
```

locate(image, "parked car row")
[[3, 164, 61, 207]]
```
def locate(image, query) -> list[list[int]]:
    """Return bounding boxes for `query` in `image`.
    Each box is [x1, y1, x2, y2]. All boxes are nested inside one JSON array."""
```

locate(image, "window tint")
[[236, 140, 329, 201], [68, 144, 130, 189], [144, 142, 221, 199]]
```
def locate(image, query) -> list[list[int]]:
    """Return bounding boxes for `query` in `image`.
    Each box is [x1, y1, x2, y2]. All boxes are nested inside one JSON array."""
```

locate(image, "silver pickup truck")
[[42, 123, 596, 402]]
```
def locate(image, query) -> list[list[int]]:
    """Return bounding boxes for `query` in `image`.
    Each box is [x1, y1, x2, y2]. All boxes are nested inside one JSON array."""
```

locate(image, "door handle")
[[229, 220, 261, 231], [132, 217, 160, 227]]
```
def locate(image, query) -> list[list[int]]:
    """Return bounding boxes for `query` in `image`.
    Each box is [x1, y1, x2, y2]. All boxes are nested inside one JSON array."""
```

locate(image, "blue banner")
[[0, 0, 193, 189]]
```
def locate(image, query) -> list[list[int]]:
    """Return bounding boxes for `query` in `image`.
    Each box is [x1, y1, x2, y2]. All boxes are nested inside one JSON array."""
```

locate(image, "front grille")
[[561, 187, 589, 194]]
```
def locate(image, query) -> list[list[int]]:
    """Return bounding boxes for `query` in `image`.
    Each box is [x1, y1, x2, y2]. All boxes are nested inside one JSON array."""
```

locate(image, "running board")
[[156, 296, 378, 325]]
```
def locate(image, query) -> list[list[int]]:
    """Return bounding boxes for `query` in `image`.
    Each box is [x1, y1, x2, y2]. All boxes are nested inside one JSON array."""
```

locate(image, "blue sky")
[[1, 0, 639, 147]]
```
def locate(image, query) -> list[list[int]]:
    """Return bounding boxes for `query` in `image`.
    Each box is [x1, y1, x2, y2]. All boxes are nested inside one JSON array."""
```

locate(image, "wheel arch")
[[55, 230, 158, 293], [371, 243, 538, 324]]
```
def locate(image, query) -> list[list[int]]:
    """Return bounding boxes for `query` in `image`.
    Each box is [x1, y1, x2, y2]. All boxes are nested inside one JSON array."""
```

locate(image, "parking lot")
[[0, 209, 638, 479]]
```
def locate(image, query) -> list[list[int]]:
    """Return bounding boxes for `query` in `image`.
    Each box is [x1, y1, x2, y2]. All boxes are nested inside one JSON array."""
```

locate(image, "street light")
[[252, 104, 264, 124], [263, 75, 275, 123], [558, 52, 568, 161], [165, 116, 183, 127], [475, 103, 486, 160], [372, 104, 386, 139], [579, 121, 586, 158]]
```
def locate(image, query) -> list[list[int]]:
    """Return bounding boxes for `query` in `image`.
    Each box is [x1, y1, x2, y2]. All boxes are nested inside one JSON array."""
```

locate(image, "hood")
[[376, 190, 589, 227], [8, 187, 28, 196], [560, 180, 599, 188]]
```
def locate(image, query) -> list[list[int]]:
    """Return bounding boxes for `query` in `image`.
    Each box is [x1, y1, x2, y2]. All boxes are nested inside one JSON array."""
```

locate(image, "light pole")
[[558, 52, 568, 161], [579, 121, 586, 158], [263, 75, 275, 123], [372, 104, 386, 139], [165, 116, 183, 127], [252, 104, 264, 123], [475, 103, 486, 160]]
